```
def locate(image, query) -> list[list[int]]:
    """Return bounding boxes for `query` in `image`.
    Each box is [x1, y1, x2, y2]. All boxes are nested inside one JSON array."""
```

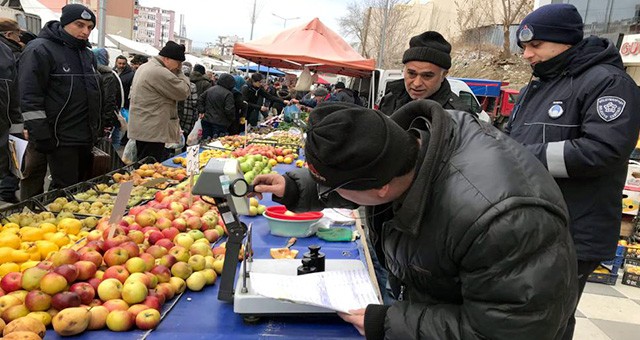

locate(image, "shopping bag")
[[90, 146, 111, 178], [120, 108, 129, 122], [283, 105, 301, 123], [187, 119, 202, 146], [123, 139, 137, 165], [116, 111, 128, 132]]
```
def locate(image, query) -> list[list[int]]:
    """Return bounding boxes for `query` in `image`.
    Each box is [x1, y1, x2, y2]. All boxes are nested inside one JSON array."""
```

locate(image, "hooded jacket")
[[96, 64, 119, 129], [0, 34, 22, 60], [506, 36, 640, 261], [1, 42, 21, 134], [275, 100, 577, 339], [197, 73, 236, 127], [19, 21, 101, 147], [190, 71, 212, 97], [379, 78, 473, 116], [128, 57, 190, 144], [331, 88, 356, 104]]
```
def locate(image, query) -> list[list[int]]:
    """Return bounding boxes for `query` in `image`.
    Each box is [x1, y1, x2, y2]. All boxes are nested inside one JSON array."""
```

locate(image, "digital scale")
[[192, 158, 372, 320]]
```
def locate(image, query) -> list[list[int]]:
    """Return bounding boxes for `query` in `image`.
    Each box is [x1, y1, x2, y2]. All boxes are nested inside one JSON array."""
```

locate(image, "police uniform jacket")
[[506, 36, 640, 261]]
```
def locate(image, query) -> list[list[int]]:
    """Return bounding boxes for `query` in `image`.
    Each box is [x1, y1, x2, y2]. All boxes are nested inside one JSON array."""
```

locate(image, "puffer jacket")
[[379, 78, 473, 116], [197, 73, 236, 127], [19, 21, 101, 146], [506, 36, 640, 261], [275, 100, 577, 339]]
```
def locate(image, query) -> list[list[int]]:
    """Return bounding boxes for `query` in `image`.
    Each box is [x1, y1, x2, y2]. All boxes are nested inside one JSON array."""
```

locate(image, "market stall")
[[0, 131, 372, 339]]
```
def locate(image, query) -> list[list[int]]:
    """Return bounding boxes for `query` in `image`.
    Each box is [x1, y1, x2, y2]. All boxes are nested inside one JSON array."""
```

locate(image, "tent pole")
[[228, 55, 235, 73], [370, 71, 375, 109]]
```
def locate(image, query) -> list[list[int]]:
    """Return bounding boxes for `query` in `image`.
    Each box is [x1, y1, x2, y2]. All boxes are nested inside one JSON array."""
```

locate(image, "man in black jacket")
[[19, 4, 101, 190], [505, 4, 640, 339], [0, 35, 21, 203], [252, 101, 577, 339], [0, 19, 23, 203], [197, 73, 236, 139], [379, 31, 474, 116], [242, 73, 289, 127]]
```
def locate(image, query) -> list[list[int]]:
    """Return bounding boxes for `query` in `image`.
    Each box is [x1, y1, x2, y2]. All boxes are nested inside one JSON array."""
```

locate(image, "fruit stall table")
[[44, 155, 368, 339]]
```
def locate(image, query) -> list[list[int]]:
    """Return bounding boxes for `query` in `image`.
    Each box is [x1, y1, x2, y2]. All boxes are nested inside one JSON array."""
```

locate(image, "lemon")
[[39, 222, 57, 234], [58, 218, 82, 235], [35, 240, 58, 259], [18, 227, 44, 242], [20, 261, 39, 272], [0, 262, 20, 276], [0, 233, 21, 250]]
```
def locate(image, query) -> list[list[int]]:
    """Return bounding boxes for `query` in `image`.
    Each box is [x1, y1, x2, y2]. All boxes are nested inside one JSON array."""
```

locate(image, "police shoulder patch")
[[597, 96, 626, 122]]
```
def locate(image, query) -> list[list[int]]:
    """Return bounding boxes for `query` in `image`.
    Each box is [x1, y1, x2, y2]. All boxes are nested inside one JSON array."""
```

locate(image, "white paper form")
[[250, 269, 380, 313]]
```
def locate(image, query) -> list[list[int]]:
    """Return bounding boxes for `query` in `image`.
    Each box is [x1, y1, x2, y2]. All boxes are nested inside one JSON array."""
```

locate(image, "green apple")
[[186, 272, 206, 292], [121, 281, 148, 305]]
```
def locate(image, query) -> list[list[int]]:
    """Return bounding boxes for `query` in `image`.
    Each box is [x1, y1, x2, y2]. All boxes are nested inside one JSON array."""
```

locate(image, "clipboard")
[[7, 135, 27, 179]]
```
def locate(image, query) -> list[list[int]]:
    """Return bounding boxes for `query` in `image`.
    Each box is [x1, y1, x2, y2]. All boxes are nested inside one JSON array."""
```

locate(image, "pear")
[[52, 307, 91, 336], [3, 317, 46, 339]]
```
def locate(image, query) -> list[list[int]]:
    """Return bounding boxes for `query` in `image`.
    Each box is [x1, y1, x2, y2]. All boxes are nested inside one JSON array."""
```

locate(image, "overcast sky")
[[138, 0, 350, 48]]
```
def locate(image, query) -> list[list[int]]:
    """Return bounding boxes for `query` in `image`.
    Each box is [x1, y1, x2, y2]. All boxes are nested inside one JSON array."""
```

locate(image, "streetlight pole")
[[272, 13, 300, 29], [377, 0, 390, 68]]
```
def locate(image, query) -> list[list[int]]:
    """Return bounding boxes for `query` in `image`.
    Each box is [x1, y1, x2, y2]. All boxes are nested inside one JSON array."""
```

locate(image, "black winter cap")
[[305, 104, 416, 190], [402, 31, 451, 69], [60, 4, 96, 27], [517, 4, 584, 47], [159, 41, 186, 62], [193, 64, 206, 75]]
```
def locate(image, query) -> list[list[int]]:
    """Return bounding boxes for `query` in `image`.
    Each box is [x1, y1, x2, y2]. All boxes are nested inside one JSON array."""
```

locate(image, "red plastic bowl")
[[265, 205, 323, 221]]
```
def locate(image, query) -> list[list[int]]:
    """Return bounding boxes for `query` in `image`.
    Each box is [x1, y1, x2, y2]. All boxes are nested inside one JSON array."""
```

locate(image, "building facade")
[[133, 5, 175, 49]]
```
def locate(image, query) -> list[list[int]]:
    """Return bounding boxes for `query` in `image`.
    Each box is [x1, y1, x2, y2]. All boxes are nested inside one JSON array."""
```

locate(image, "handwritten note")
[[250, 269, 379, 313], [186, 145, 200, 175]]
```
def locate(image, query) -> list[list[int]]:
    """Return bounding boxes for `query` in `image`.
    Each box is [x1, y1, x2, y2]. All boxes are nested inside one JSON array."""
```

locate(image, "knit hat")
[[517, 4, 584, 48], [92, 48, 109, 66], [402, 31, 452, 69], [335, 81, 346, 89], [193, 64, 206, 75], [60, 4, 96, 27], [159, 41, 186, 62], [314, 87, 329, 98], [305, 104, 416, 190]]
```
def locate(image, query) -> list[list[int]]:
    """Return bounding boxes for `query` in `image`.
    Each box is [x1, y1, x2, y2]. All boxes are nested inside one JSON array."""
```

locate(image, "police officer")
[[506, 4, 640, 339]]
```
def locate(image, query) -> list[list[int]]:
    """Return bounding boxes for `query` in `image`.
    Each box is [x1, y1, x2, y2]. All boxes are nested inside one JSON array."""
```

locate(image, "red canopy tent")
[[316, 76, 330, 85], [232, 18, 375, 78]]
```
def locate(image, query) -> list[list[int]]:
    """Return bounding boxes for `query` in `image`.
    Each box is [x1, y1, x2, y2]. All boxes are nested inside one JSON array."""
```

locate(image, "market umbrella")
[[236, 65, 286, 77]]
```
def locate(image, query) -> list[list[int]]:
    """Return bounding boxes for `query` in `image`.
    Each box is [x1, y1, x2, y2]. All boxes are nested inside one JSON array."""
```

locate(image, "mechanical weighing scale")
[[191, 158, 370, 319]]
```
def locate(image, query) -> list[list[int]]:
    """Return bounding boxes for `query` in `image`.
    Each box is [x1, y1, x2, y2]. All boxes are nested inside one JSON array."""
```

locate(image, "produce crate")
[[626, 258, 640, 268], [0, 199, 46, 222], [587, 272, 618, 285], [602, 256, 625, 269], [63, 182, 101, 201], [622, 271, 640, 288], [624, 245, 640, 260], [31, 189, 67, 207]]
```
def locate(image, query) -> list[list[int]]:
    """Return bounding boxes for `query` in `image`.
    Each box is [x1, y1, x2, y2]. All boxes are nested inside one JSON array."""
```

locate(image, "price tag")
[[186, 145, 200, 175], [107, 181, 134, 238]]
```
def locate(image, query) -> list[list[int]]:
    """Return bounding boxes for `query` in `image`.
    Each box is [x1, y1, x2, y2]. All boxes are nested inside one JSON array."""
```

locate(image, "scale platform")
[[233, 259, 366, 316]]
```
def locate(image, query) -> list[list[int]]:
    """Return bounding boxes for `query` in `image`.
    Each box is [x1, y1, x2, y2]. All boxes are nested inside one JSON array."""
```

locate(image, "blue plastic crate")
[[617, 245, 626, 257], [602, 256, 624, 269]]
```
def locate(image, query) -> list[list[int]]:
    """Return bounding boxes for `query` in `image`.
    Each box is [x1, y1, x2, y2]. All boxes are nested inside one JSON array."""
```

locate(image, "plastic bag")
[[165, 134, 185, 150], [116, 111, 128, 132], [122, 139, 137, 165], [283, 105, 301, 123], [187, 119, 202, 146], [120, 108, 129, 122]]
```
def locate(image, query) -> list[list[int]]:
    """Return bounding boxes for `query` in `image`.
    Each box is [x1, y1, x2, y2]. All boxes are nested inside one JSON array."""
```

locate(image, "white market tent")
[[106, 34, 159, 57], [184, 54, 204, 67]]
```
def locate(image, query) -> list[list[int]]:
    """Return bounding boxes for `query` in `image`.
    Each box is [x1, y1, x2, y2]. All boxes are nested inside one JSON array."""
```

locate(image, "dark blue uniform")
[[507, 36, 640, 261]]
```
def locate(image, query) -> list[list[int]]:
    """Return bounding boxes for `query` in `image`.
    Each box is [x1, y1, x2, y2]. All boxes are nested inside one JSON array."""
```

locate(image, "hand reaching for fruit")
[[252, 174, 286, 199]]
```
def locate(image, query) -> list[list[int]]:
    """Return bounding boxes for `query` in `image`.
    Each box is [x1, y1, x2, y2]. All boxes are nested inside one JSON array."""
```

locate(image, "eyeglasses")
[[317, 177, 378, 203]]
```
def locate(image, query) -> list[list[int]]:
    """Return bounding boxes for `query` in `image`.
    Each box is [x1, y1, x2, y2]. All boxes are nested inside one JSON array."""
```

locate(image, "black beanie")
[[517, 4, 584, 48], [305, 104, 416, 190], [402, 31, 452, 69], [60, 4, 96, 27], [193, 64, 206, 75], [159, 41, 186, 62]]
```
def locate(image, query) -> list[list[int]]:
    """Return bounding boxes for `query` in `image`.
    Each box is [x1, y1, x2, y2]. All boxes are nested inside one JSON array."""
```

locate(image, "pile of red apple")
[[229, 144, 296, 160], [0, 187, 227, 335]]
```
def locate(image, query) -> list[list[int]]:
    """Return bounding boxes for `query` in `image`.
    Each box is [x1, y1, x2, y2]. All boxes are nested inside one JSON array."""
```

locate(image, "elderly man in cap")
[[19, 3, 101, 190], [379, 31, 474, 116], [128, 41, 191, 162], [505, 4, 640, 339], [252, 100, 577, 339]]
